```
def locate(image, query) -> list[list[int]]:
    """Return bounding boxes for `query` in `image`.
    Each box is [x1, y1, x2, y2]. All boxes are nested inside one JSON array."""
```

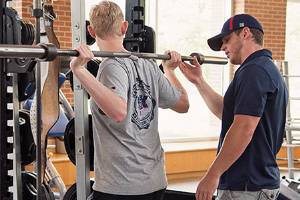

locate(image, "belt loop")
[[245, 184, 248, 191]]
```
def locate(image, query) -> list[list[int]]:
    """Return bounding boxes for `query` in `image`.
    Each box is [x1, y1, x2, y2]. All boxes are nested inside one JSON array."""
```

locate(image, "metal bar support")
[[71, 0, 91, 199]]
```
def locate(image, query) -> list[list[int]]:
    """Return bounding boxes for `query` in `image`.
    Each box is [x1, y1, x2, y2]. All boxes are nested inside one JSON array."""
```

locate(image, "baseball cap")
[[207, 14, 264, 51]]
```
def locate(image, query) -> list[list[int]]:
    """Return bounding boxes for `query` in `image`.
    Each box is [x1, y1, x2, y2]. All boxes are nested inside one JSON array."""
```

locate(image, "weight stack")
[[0, 3, 16, 199]]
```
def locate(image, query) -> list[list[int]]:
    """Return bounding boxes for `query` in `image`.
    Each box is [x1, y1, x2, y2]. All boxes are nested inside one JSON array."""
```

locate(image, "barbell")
[[0, 43, 227, 65]]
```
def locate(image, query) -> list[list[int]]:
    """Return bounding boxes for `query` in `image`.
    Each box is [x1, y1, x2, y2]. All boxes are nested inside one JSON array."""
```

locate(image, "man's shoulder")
[[99, 58, 129, 72], [239, 56, 276, 76], [101, 57, 124, 66]]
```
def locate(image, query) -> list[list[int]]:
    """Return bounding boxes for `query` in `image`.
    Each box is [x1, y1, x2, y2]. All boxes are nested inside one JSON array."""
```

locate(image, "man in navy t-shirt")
[[179, 14, 288, 200]]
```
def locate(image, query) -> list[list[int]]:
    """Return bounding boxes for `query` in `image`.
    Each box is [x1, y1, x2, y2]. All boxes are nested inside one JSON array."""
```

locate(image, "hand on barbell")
[[161, 50, 182, 72], [70, 44, 94, 72], [179, 57, 203, 85]]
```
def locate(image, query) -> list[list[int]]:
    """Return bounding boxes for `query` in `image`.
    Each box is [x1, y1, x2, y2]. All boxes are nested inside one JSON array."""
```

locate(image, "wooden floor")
[[25, 140, 300, 188]]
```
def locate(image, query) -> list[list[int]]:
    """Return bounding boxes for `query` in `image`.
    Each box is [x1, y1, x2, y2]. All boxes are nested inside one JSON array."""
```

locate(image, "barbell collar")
[[0, 43, 228, 65], [38, 43, 58, 61]]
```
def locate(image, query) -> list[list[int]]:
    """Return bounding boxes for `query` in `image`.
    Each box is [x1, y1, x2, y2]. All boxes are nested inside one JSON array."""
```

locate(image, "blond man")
[[70, 1, 189, 199]]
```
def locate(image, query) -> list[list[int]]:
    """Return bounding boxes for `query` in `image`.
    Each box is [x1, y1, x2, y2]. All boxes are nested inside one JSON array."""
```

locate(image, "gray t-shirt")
[[90, 56, 181, 195]]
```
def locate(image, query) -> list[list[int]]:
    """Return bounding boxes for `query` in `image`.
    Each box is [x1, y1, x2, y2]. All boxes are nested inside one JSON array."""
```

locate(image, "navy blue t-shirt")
[[218, 49, 288, 191]]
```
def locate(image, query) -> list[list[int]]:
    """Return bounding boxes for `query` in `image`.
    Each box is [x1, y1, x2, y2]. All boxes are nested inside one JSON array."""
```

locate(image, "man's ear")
[[242, 27, 252, 39], [121, 21, 128, 35], [87, 25, 96, 38]]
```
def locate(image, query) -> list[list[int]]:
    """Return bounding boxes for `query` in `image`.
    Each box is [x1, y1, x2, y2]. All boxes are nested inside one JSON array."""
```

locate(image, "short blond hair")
[[89, 1, 124, 39]]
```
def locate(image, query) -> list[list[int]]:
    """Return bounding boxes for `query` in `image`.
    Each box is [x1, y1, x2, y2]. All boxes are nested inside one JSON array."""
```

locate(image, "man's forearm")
[[73, 67, 127, 122], [207, 121, 254, 177], [195, 78, 223, 119], [164, 69, 189, 112], [164, 69, 186, 93]]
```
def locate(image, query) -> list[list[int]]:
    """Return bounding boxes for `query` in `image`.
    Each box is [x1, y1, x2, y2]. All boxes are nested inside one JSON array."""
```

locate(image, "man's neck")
[[241, 43, 263, 64], [96, 36, 127, 52]]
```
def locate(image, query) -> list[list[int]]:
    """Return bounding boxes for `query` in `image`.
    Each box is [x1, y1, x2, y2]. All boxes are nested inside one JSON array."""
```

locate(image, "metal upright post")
[[275, 60, 299, 179], [124, 0, 146, 52], [12, 73, 22, 200], [71, 0, 91, 199], [281, 61, 295, 179], [32, 0, 43, 199]]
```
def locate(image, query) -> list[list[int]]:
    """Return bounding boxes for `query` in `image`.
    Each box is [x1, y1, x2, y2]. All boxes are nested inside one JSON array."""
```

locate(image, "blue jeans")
[[216, 189, 280, 200]]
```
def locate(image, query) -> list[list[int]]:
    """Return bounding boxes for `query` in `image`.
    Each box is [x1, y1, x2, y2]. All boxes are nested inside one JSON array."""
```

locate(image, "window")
[[286, 0, 300, 120], [146, 0, 231, 141], [85, 0, 231, 141]]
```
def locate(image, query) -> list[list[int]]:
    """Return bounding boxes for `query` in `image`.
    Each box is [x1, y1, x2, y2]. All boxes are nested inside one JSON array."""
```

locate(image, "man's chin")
[[229, 59, 239, 65]]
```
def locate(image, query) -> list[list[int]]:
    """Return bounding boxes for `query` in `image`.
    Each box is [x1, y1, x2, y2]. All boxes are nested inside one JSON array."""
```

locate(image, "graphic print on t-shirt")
[[131, 78, 156, 130]]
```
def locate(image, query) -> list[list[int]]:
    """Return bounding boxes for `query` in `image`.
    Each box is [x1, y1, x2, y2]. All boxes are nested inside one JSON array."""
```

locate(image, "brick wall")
[[13, 0, 74, 105], [14, 0, 72, 48], [233, 0, 287, 60]]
